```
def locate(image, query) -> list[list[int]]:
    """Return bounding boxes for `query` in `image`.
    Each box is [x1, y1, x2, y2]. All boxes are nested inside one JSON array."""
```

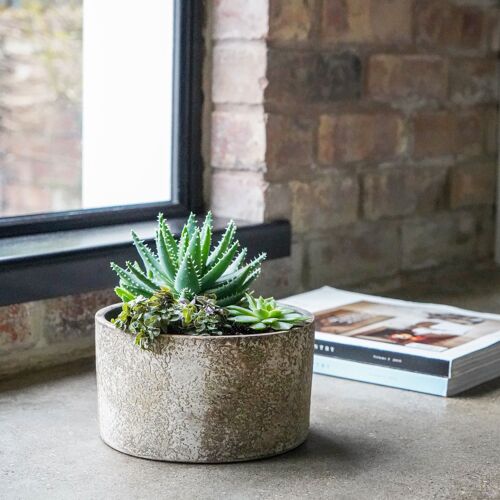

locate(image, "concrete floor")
[[1, 269, 500, 499]]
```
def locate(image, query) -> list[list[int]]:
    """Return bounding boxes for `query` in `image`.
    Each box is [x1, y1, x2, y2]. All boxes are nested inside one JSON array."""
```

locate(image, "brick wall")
[[0, 290, 115, 378], [209, 0, 499, 297], [0, 2, 82, 217], [0, 0, 498, 378]]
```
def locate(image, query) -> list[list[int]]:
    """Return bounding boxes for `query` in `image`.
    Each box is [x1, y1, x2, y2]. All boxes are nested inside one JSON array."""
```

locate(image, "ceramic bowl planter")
[[95, 304, 315, 463]]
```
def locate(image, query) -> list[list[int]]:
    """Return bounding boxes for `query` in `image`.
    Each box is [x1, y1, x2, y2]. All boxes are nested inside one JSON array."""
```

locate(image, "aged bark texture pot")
[[95, 304, 315, 463]]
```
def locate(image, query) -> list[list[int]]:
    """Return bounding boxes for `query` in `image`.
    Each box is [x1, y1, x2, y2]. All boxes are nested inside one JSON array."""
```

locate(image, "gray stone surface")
[[2, 272, 500, 499], [1, 361, 499, 499]]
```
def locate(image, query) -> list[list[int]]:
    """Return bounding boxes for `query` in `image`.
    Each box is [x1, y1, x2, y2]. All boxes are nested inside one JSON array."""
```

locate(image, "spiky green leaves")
[[175, 254, 201, 294], [226, 294, 310, 331], [200, 242, 239, 289], [156, 215, 178, 283], [111, 212, 266, 306], [208, 254, 266, 307], [200, 211, 212, 266]]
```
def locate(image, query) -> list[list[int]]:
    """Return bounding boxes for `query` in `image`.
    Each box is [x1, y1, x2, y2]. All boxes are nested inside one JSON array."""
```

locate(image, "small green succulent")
[[226, 294, 309, 331], [111, 212, 266, 307], [113, 287, 231, 349]]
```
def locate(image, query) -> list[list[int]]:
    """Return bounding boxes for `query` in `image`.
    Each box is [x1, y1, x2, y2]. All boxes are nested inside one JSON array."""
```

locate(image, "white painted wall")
[[82, 0, 173, 208]]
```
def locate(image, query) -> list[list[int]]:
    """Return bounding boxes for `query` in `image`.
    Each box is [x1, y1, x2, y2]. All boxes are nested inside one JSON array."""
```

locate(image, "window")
[[83, 0, 174, 209], [0, 1, 291, 307], [0, 0, 202, 237]]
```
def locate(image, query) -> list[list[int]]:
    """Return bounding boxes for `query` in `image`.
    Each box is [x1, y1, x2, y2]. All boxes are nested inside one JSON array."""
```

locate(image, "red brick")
[[211, 110, 266, 170], [263, 182, 292, 221], [269, 0, 313, 42], [3, 184, 52, 215], [483, 106, 498, 155], [450, 58, 498, 104], [213, 0, 268, 40], [318, 112, 404, 164], [401, 212, 476, 270], [363, 167, 448, 220], [211, 170, 267, 222], [212, 42, 267, 104], [266, 49, 361, 104], [307, 222, 400, 286], [413, 108, 489, 160], [43, 290, 116, 344], [290, 173, 359, 233], [266, 114, 314, 180], [412, 111, 456, 159], [0, 304, 33, 351], [485, 9, 500, 53], [367, 54, 448, 102], [3, 157, 80, 187], [255, 241, 304, 298], [450, 162, 496, 208], [322, 0, 412, 44], [476, 206, 495, 260], [415, 1, 486, 51], [455, 109, 485, 158]]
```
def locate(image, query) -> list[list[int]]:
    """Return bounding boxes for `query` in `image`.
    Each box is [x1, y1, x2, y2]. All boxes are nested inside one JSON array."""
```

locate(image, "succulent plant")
[[111, 213, 266, 306], [226, 294, 309, 331], [113, 288, 231, 349]]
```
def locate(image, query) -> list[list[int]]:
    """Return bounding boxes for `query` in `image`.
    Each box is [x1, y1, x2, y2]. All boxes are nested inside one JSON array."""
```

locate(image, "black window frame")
[[0, 0, 292, 307], [0, 0, 203, 238]]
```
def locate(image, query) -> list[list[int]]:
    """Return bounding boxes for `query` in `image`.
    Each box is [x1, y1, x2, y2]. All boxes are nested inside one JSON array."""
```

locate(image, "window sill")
[[0, 217, 291, 307]]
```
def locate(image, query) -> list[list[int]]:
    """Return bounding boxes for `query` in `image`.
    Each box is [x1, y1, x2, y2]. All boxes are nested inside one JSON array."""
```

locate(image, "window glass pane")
[[0, 0, 174, 218]]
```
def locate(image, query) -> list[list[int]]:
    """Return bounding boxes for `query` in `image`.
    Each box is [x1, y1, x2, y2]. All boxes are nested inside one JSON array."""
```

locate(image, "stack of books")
[[283, 287, 500, 397]]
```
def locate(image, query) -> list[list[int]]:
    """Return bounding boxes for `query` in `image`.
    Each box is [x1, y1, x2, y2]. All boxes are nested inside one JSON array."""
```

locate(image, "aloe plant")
[[226, 294, 309, 331], [111, 213, 266, 307]]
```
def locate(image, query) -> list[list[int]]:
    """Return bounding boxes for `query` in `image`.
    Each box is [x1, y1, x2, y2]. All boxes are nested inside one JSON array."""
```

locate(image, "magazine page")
[[282, 287, 500, 361]]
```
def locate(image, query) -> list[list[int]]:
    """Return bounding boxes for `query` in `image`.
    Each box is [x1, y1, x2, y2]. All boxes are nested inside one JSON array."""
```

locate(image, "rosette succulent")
[[226, 294, 309, 331], [111, 212, 266, 307]]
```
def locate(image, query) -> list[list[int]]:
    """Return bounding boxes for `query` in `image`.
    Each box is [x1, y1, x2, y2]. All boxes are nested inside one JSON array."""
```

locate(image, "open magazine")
[[283, 287, 500, 396]]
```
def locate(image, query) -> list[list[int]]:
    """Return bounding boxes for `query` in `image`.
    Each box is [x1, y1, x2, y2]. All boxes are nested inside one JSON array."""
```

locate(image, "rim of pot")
[[96, 303, 314, 339]]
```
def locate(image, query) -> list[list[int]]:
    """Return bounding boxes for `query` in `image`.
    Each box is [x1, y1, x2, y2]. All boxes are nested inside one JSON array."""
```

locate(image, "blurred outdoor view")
[[0, 0, 173, 219]]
